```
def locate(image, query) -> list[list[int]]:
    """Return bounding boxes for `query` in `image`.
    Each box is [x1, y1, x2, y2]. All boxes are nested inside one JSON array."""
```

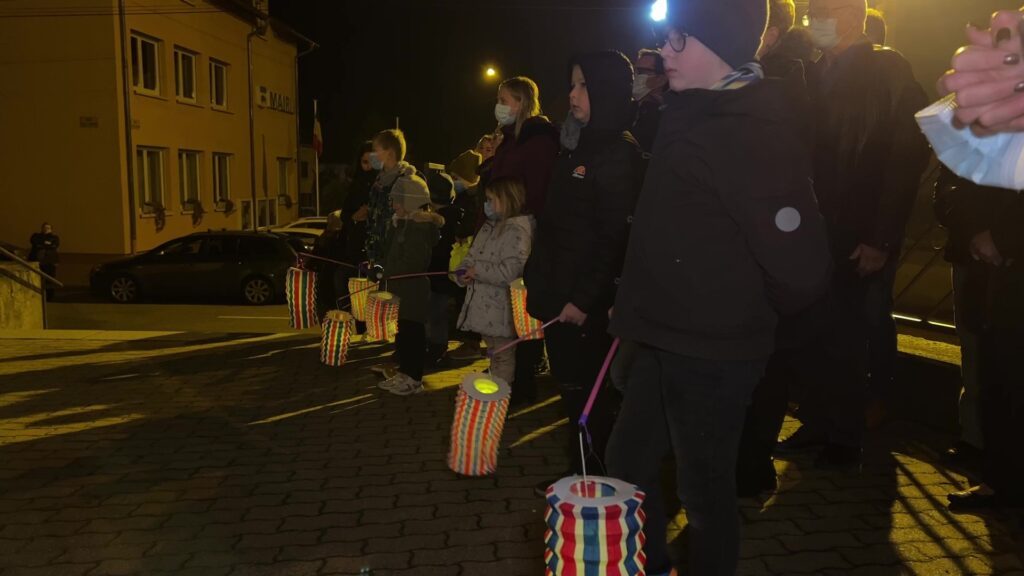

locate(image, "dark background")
[[272, 0, 1022, 169]]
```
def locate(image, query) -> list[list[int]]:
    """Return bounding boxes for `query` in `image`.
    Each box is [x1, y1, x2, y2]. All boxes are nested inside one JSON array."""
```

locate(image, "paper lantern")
[[286, 267, 319, 329], [321, 310, 355, 366], [510, 278, 545, 340], [348, 277, 378, 322], [544, 476, 647, 575], [365, 291, 400, 342], [448, 373, 511, 476]]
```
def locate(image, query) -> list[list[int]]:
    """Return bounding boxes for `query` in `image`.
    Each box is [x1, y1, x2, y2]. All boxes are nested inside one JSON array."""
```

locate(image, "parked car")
[[265, 216, 328, 233], [90, 231, 298, 305], [273, 228, 322, 250]]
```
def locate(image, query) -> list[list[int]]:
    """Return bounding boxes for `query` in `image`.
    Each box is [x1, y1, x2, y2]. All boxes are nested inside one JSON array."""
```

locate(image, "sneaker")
[[776, 425, 826, 455], [389, 374, 424, 396], [377, 373, 403, 391]]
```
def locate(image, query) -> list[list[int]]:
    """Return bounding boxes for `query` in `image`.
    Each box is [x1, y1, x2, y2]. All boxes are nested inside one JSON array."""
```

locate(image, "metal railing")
[[0, 245, 64, 287]]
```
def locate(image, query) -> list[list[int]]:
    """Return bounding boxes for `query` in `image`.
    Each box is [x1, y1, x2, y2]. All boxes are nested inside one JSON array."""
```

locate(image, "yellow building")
[[0, 0, 315, 265]]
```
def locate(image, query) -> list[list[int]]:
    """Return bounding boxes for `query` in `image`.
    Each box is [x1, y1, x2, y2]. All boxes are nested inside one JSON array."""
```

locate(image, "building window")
[[213, 153, 231, 204], [300, 160, 308, 179], [130, 33, 160, 94], [174, 48, 197, 102], [178, 150, 201, 210], [277, 158, 290, 197], [257, 198, 277, 228], [210, 60, 228, 109], [136, 147, 165, 213]]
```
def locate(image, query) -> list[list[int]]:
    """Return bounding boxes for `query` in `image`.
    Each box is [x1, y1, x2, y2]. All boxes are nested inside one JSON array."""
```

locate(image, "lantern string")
[[578, 430, 588, 495], [297, 252, 361, 270], [487, 318, 560, 357], [333, 272, 450, 306]]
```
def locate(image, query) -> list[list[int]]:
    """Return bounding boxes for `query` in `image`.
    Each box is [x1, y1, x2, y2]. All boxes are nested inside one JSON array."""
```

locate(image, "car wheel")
[[242, 276, 273, 305], [109, 275, 138, 303]]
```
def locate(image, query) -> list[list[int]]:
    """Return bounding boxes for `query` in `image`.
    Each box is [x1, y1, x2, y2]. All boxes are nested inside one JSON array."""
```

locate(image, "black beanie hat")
[[668, 0, 768, 69], [426, 170, 455, 205]]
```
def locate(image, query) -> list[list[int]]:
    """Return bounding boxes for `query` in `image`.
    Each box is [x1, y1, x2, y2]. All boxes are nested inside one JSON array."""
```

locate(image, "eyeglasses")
[[661, 29, 689, 53]]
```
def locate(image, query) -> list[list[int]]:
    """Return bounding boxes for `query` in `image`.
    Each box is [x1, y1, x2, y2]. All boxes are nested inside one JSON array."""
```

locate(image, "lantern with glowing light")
[[447, 373, 511, 476], [320, 310, 355, 367], [544, 476, 647, 575], [286, 267, 319, 329], [348, 277, 378, 322], [510, 278, 545, 340], [365, 291, 400, 342]]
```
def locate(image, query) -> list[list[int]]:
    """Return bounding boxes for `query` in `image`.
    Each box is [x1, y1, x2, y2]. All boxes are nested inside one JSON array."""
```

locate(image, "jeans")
[[427, 290, 450, 349], [396, 320, 426, 381], [606, 345, 765, 575]]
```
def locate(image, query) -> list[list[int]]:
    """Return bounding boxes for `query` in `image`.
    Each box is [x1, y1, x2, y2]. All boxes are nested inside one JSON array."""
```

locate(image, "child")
[[377, 173, 443, 396], [455, 178, 533, 386], [425, 171, 464, 368]]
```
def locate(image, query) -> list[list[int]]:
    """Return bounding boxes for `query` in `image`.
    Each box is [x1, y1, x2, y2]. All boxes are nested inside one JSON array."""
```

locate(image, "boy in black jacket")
[[606, 1, 831, 574]]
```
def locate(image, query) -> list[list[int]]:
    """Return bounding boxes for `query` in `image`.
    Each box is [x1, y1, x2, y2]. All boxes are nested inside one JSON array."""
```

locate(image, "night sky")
[[272, 0, 1021, 170]]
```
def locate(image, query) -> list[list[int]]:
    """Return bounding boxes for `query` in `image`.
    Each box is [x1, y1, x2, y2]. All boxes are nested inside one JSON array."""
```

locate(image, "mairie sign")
[[258, 86, 293, 113]]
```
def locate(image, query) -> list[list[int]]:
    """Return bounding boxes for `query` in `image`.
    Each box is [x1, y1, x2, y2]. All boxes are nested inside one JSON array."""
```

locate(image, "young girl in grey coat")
[[455, 178, 534, 386]]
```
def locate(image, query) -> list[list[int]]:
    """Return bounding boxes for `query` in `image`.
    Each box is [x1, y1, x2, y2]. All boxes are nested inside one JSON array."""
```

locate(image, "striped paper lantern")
[[447, 373, 511, 476], [544, 476, 647, 575], [286, 267, 319, 329], [320, 310, 355, 367], [348, 277, 378, 322], [510, 278, 544, 340], [365, 291, 400, 343]]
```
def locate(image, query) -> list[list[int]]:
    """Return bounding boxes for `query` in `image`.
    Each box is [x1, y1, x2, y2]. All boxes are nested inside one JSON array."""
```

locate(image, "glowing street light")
[[485, 66, 497, 79], [650, 0, 667, 22]]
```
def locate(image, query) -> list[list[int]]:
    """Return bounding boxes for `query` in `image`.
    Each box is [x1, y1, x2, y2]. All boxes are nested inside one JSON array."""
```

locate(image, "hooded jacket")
[[524, 50, 643, 323], [611, 76, 831, 361], [480, 116, 560, 219], [380, 210, 444, 324], [366, 161, 416, 263], [457, 215, 534, 338]]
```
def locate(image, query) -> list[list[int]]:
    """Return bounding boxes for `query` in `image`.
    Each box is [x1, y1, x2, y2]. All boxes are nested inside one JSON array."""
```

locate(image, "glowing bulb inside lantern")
[[473, 378, 500, 395]]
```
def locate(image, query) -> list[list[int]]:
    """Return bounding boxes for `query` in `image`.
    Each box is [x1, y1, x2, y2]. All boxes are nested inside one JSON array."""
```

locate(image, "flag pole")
[[314, 99, 321, 217]]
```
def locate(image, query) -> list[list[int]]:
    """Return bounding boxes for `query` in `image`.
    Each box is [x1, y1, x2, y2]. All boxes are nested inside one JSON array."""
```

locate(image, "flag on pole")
[[313, 107, 323, 157]]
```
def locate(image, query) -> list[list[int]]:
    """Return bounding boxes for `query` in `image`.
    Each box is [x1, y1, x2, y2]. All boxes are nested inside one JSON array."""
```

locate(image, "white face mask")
[[808, 17, 841, 50], [494, 103, 517, 126], [633, 74, 653, 100], [917, 94, 1024, 191]]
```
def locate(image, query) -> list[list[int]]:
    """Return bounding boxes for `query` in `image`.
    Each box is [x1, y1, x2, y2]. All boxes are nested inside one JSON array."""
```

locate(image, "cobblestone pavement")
[[0, 331, 1021, 575]]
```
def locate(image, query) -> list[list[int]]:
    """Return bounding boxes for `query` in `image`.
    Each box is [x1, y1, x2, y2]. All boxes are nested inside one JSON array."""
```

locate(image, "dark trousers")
[[427, 291, 449, 349], [513, 339, 544, 402], [980, 327, 1024, 502], [396, 320, 426, 381], [736, 349, 798, 482], [798, 262, 872, 448], [606, 345, 765, 575], [866, 259, 899, 397], [545, 320, 618, 475], [40, 263, 56, 300]]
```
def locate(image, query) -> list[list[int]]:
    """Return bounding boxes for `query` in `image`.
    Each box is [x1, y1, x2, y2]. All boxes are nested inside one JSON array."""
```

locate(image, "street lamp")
[[485, 66, 498, 80], [650, 0, 667, 22]]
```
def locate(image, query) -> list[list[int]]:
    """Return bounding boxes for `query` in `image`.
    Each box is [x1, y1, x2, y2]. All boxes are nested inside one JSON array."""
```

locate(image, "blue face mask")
[[369, 152, 384, 171], [483, 199, 499, 220]]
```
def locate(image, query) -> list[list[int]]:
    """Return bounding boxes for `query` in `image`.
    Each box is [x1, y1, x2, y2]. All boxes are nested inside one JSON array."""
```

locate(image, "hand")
[[607, 307, 614, 320], [970, 230, 1004, 266], [352, 205, 369, 222], [849, 243, 889, 277], [939, 12, 1024, 134], [462, 267, 477, 283], [558, 302, 588, 326]]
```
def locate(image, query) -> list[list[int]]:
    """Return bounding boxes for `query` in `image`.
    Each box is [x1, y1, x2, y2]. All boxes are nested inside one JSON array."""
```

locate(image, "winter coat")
[[611, 74, 832, 361], [525, 50, 643, 323], [366, 162, 415, 263], [480, 116, 560, 218], [934, 166, 1019, 266], [428, 203, 464, 293], [457, 215, 534, 338], [631, 97, 661, 155], [809, 42, 930, 256], [380, 210, 443, 324], [343, 168, 377, 265], [28, 233, 59, 264]]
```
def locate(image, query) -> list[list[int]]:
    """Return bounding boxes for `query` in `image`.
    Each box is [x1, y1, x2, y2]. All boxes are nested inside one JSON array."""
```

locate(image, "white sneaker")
[[389, 374, 424, 396], [378, 374, 403, 391]]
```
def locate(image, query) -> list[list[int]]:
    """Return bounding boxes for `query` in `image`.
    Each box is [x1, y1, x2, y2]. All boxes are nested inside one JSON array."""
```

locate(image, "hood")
[[661, 73, 807, 138], [379, 160, 416, 186], [389, 173, 431, 213], [568, 50, 635, 134], [410, 210, 445, 227]]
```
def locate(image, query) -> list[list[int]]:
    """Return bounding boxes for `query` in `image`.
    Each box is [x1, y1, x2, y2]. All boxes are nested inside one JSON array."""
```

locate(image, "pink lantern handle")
[[578, 337, 620, 429]]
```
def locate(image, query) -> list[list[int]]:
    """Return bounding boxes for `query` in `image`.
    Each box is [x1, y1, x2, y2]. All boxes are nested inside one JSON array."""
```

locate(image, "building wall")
[[0, 0, 301, 257], [0, 0, 127, 255]]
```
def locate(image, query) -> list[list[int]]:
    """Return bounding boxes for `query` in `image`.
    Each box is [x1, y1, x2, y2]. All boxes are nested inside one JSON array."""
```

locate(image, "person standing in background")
[[28, 222, 59, 300]]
